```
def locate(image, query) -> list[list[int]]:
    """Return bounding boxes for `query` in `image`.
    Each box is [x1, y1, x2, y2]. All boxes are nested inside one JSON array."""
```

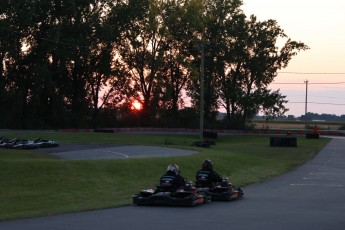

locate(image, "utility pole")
[[304, 79, 308, 128], [199, 42, 205, 142]]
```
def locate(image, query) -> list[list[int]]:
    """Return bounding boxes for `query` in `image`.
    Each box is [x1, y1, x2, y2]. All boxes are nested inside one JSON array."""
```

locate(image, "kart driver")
[[195, 159, 223, 188], [159, 163, 186, 192]]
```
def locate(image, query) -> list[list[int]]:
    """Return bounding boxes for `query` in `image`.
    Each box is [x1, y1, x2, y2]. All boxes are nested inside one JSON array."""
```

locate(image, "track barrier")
[[58, 128, 344, 137]]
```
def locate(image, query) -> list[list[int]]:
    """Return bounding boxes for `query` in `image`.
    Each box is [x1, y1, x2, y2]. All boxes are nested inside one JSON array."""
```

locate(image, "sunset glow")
[[242, 0, 345, 116], [131, 100, 142, 111]]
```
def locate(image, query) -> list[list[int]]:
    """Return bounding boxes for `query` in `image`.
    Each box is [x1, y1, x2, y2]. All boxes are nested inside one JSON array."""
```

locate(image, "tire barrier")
[[270, 136, 297, 147], [203, 131, 218, 139], [306, 133, 320, 139], [94, 129, 115, 133]]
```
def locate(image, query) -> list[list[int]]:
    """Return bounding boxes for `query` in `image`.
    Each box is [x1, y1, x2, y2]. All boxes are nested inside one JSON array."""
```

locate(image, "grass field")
[[0, 131, 331, 220]]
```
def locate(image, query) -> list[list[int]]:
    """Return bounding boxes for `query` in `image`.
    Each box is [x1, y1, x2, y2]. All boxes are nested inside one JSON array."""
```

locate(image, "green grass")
[[0, 132, 330, 220]]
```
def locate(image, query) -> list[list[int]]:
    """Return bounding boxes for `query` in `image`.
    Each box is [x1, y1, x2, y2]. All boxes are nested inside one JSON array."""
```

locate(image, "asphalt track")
[[34, 143, 199, 160], [1, 138, 345, 230]]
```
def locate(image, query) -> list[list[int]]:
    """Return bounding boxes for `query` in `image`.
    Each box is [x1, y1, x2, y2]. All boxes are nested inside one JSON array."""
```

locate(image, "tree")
[[0, 0, 309, 129], [159, 0, 198, 115], [0, 0, 135, 128], [115, 0, 168, 124], [218, 15, 308, 127], [186, 0, 243, 124], [0, 0, 41, 128], [0, 1, 16, 127]]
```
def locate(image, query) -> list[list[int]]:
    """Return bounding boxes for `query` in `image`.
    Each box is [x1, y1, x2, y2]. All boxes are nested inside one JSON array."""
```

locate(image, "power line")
[[278, 72, 345, 75], [287, 95, 344, 100], [288, 102, 345, 106], [272, 83, 304, 85], [273, 81, 345, 84], [309, 82, 345, 84]]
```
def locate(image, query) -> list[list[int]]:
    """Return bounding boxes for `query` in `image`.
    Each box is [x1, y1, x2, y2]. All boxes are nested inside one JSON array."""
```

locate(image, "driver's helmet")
[[202, 159, 213, 171], [167, 163, 180, 175]]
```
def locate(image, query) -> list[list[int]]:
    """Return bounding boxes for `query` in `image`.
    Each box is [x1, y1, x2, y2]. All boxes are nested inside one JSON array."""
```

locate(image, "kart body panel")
[[196, 178, 244, 201], [133, 187, 205, 207]]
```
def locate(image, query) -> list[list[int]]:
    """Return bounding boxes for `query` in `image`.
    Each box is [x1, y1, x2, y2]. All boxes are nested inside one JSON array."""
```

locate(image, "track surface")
[[1, 138, 345, 230], [35, 143, 198, 160]]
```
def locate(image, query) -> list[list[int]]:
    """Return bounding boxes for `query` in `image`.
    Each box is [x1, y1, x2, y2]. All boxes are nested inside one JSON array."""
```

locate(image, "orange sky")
[[242, 0, 345, 116]]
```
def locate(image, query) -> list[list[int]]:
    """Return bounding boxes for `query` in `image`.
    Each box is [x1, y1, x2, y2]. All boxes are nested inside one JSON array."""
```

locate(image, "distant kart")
[[196, 178, 244, 201], [133, 182, 208, 207], [0, 137, 59, 149], [34, 138, 59, 148], [13, 139, 38, 150], [0, 138, 21, 148]]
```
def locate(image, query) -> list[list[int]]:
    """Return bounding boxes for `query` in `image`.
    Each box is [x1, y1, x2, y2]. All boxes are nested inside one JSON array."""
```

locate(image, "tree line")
[[299, 113, 345, 122], [0, 0, 308, 129]]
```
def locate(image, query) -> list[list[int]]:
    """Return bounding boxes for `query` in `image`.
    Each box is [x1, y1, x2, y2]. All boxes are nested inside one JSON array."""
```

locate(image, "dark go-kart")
[[0, 137, 59, 149], [196, 178, 244, 201], [0, 138, 20, 148], [133, 182, 208, 207], [33, 138, 59, 148], [0, 138, 37, 149], [13, 139, 39, 150]]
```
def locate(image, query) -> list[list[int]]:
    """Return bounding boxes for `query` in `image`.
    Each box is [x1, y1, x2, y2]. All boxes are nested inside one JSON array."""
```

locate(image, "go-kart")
[[195, 178, 244, 201], [13, 139, 38, 149], [0, 136, 59, 149], [0, 138, 21, 148], [34, 138, 59, 148], [133, 182, 208, 207]]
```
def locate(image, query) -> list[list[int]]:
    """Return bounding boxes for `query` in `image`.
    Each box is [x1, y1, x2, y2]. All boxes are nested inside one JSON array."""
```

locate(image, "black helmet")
[[202, 159, 213, 171], [167, 163, 180, 175]]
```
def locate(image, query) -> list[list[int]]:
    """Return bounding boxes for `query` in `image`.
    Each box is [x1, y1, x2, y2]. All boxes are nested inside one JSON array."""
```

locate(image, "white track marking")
[[309, 172, 340, 175], [96, 149, 130, 158], [302, 177, 336, 180], [290, 184, 343, 187]]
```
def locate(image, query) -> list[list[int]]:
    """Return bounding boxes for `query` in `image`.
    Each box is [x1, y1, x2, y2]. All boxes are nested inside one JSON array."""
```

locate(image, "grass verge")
[[0, 132, 330, 220]]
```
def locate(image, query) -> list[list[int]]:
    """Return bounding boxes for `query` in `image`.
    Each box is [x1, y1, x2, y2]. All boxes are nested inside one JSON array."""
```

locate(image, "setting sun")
[[131, 100, 142, 111]]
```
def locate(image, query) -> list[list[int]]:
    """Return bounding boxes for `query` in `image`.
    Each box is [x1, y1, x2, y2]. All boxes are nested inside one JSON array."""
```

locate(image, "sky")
[[241, 0, 345, 117]]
